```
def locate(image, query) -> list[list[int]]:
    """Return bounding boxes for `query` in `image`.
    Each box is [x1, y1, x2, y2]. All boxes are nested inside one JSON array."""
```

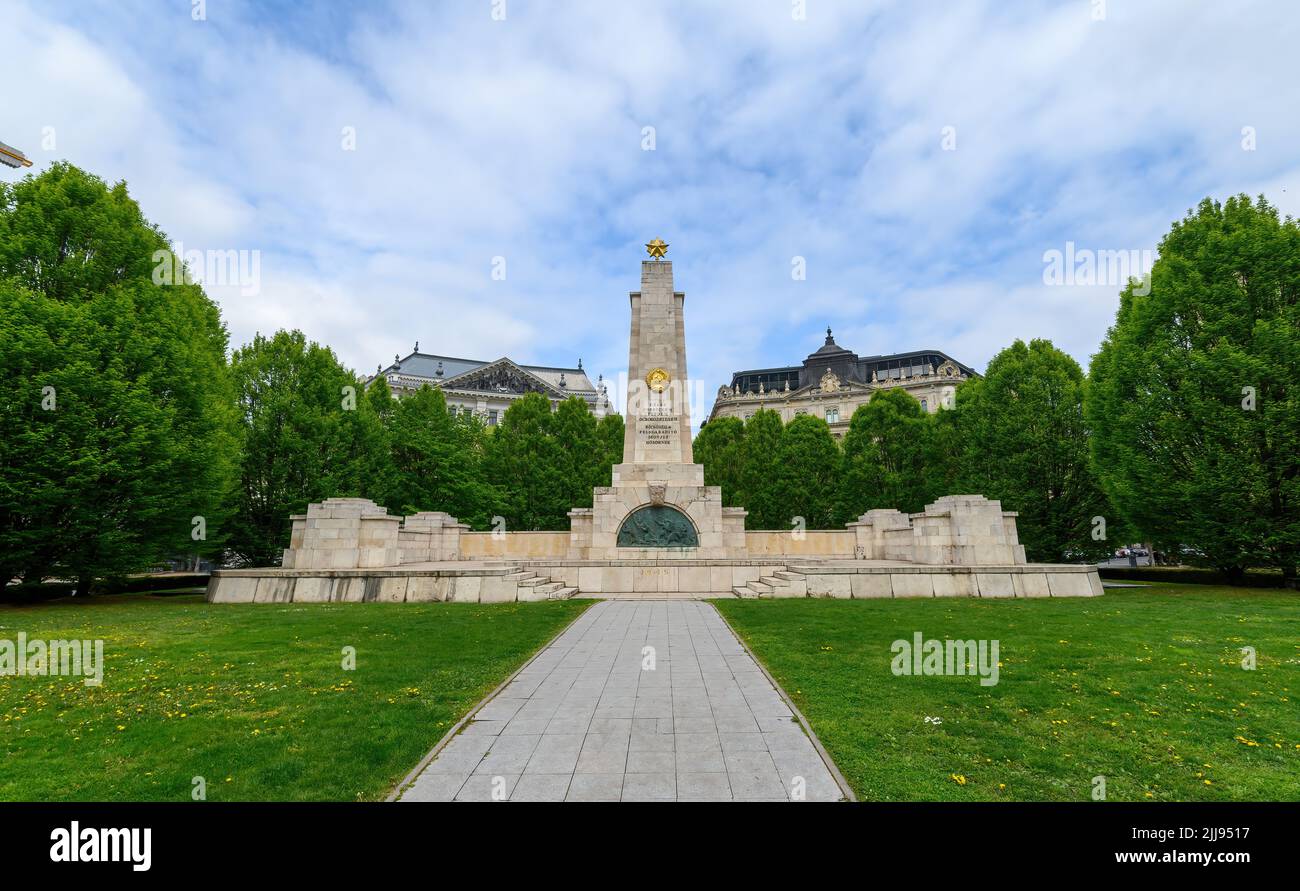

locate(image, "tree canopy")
[[774, 414, 841, 530], [693, 416, 746, 506], [1088, 195, 1300, 580], [383, 382, 492, 525], [226, 330, 388, 566], [953, 339, 1112, 563], [7, 162, 1287, 580], [737, 409, 786, 529], [0, 163, 235, 587], [839, 388, 934, 520]]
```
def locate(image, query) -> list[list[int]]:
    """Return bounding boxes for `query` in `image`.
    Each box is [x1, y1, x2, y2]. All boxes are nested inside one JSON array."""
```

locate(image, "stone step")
[[746, 580, 774, 595], [769, 574, 807, 597], [732, 585, 760, 599], [758, 576, 785, 587], [551, 586, 579, 600], [604, 591, 723, 600], [516, 575, 549, 586], [773, 570, 805, 581], [532, 581, 564, 596]]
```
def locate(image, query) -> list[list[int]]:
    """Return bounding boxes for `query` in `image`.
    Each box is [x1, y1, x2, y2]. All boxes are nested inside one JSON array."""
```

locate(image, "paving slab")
[[398, 600, 846, 802]]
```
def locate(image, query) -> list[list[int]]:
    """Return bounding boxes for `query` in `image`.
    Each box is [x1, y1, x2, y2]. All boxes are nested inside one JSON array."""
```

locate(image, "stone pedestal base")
[[282, 498, 400, 570], [847, 495, 1028, 565], [399, 511, 469, 563], [283, 500, 472, 569]]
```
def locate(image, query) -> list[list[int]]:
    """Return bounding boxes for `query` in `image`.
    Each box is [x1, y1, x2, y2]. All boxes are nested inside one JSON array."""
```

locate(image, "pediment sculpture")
[[446, 362, 549, 395]]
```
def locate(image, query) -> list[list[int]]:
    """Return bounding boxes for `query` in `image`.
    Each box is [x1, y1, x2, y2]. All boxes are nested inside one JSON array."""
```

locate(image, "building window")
[[826, 408, 840, 423], [487, 409, 498, 426], [920, 399, 928, 412]]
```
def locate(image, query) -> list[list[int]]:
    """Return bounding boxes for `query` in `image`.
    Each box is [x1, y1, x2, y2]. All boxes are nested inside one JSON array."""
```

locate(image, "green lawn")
[[715, 585, 1300, 801], [0, 594, 588, 801]]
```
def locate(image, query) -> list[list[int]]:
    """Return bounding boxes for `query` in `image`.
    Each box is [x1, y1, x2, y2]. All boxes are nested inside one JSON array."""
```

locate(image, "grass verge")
[[0, 594, 588, 801], [715, 585, 1300, 801]]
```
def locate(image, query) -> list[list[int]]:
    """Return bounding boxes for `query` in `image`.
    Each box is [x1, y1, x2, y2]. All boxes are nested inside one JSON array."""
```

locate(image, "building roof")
[[725, 327, 978, 392], [807, 327, 856, 360], [376, 350, 599, 395]]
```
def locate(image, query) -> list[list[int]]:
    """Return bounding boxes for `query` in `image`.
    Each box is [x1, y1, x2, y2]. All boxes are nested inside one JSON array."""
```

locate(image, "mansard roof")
[[854, 348, 977, 377], [375, 350, 598, 395], [726, 327, 977, 392]]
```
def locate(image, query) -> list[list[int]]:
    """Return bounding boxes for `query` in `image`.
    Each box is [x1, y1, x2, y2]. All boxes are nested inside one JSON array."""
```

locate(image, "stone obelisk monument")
[[567, 240, 745, 559], [622, 243, 693, 465]]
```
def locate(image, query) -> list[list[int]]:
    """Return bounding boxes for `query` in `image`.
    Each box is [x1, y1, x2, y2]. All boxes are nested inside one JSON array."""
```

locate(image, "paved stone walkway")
[[399, 600, 844, 801]]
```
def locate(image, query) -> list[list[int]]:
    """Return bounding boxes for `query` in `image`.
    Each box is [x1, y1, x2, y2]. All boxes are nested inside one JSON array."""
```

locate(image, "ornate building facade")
[[707, 328, 976, 437], [372, 345, 610, 425]]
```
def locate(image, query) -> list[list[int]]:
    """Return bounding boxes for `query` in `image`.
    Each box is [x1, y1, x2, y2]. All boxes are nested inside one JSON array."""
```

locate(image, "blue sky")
[[4, 0, 1298, 407]]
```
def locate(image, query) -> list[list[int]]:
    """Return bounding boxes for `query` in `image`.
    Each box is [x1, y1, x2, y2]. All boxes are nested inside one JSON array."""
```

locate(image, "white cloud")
[[4, 0, 1298, 398]]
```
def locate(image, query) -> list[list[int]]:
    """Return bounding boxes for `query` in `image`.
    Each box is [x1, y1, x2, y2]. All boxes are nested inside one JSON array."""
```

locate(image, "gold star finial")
[[645, 237, 669, 260]]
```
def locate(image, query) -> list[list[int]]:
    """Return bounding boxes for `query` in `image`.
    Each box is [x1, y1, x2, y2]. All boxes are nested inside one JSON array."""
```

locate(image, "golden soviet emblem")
[[645, 367, 671, 392]]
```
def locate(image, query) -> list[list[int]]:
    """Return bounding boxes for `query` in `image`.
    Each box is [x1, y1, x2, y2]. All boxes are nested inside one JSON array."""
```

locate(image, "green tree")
[[956, 339, 1111, 563], [385, 384, 489, 524], [925, 397, 965, 503], [839, 389, 933, 520], [365, 373, 396, 425], [226, 330, 389, 566], [450, 405, 493, 528], [0, 163, 235, 589], [693, 416, 746, 506], [594, 412, 625, 487], [551, 396, 601, 510], [1088, 195, 1300, 582], [484, 393, 567, 531], [360, 376, 400, 509], [774, 414, 841, 530], [739, 409, 785, 529]]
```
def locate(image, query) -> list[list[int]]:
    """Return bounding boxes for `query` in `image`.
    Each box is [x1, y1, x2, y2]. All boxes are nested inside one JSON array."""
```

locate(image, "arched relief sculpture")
[[617, 505, 699, 548]]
